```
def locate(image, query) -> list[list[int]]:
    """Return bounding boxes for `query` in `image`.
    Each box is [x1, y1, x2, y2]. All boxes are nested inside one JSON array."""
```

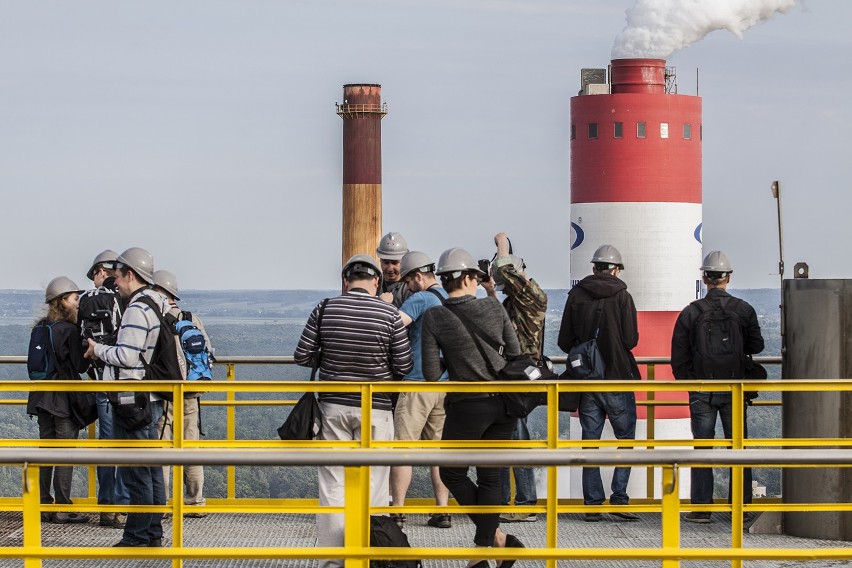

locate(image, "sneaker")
[[113, 513, 127, 529], [390, 513, 405, 529], [51, 512, 89, 524], [499, 512, 537, 523], [426, 514, 451, 528], [583, 512, 602, 523], [684, 512, 712, 524], [113, 540, 148, 547], [148, 538, 163, 547], [184, 510, 208, 518]]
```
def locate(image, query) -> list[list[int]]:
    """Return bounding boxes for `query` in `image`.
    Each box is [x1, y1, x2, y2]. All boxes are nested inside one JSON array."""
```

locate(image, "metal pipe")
[[3, 448, 851, 468]]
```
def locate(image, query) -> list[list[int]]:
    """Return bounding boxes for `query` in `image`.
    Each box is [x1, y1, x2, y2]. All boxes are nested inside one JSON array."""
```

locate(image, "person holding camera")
[[421, 247, 526, 568], [481, 232, 547, 524]]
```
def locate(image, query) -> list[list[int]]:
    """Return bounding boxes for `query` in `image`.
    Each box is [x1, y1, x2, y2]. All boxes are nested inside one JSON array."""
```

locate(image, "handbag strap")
[[310, 299, 330, 382], [591, 300, 604, 340], [444, 304, 501, 377]]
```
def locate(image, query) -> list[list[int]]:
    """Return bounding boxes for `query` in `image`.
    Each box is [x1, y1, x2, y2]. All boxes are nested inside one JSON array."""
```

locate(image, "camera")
[[477, 259, 491, 282]]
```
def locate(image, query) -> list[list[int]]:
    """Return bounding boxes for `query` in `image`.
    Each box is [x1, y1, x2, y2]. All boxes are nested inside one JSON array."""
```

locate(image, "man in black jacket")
[[671, 251, 764, 524], [558, 245, 640, 522]]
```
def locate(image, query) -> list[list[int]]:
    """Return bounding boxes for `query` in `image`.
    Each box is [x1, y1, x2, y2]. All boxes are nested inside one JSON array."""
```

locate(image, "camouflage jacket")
[[494, 257, 547, 361]]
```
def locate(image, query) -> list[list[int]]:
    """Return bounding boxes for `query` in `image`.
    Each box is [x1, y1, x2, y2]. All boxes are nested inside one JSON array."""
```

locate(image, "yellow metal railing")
[[2, 356, 851, 568]]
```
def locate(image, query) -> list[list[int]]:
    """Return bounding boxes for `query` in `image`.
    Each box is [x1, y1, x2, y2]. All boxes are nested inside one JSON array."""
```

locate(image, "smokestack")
[[568, 56, 702, 498], [337, 84, 387, 264]]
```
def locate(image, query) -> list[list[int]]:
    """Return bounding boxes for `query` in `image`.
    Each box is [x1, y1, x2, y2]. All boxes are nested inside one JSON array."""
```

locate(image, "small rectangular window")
[[637, 122, 646, 138], [614, 122, 623, 138], [588, 123, 598, 139], [700, 124, 703, 140], [683, 123, 692, 140], [660, 122, 669, 139], [571, 124, 576, 140]]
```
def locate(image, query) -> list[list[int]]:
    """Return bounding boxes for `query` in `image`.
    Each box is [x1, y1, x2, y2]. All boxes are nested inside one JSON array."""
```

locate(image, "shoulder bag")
[[277, 299, 328, 441]]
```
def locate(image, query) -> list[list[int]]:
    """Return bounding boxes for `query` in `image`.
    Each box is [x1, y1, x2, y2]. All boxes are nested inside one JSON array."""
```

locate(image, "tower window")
[[660, 122, 669, 139], [614, 122, 623, 138], [683, 123, 692, 139], [588, 123, 598, 139], [637, 122, 646, 138], [571, 125, 576, 140]]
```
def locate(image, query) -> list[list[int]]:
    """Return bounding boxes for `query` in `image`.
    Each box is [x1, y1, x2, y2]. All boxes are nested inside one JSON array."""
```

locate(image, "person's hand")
[[481, 277, 497, 297], [379, 292, 394, 304], [84, 339, 98, 360]]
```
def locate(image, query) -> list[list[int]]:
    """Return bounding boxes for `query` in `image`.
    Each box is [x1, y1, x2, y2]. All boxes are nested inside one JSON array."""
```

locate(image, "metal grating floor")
[[1, 511, 850, 568]]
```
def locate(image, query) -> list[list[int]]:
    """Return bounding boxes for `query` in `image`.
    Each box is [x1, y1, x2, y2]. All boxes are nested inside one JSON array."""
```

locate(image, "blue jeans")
[[440, 395, 515, 547], [96, 392, 130, 506], [579, 392, 637, 506], [689, 392, 752, 505], [113, 399, 166, 545], [499, 418, 537, 506]]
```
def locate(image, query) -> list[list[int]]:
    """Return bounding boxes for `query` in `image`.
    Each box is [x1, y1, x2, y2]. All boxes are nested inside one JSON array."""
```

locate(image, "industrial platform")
[[1, 511, 850, 568]]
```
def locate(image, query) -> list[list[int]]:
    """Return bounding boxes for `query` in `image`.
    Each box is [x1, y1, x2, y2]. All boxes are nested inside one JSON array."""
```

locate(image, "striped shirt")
[[94, 288, 171, 382], [293, 290, 413, 411]]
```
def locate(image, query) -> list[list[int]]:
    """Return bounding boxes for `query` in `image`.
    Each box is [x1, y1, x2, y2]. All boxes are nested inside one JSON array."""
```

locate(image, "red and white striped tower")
[[565, 58, 701, 498]]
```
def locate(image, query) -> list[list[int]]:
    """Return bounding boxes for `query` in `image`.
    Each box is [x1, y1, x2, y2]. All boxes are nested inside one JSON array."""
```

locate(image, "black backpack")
[[78, 287, 122, 345], [691, 297, 745, 379], [369, 515, 420, 568], [134, 295, 183, 401], [27, 320, 56, 380]]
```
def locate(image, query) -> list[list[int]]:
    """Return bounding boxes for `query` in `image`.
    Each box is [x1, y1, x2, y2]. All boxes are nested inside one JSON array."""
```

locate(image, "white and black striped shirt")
[[294, 290, 413, 411]]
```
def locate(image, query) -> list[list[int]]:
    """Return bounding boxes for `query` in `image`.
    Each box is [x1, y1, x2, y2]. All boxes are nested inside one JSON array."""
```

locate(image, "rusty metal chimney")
[[336, 84, 387, 264]]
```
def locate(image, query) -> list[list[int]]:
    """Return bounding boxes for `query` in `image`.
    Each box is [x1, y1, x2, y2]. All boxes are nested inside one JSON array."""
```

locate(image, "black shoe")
[[390, 513, 405, 529], [113, 540, 148, 547], [612, 511, 640, 521], [426, 513, 451, 528], [684, 512, 712, 524], [497, 534, 525, 568], [51, 512, 89, 524], [148, 538, 163, 547], [469, 561, 490, 568], [584, 512, 602, 522]]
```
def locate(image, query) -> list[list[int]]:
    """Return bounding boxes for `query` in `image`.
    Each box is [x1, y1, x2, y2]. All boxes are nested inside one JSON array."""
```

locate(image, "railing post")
[[660, 464, 680, 568], [22, 463, 42, 568], [731, 383, 745, 568], [646, 363, 657, 500], [226, 363, 236, 500], [344, 465, 370, 568], [546, 383, 559, 568], [172, 392, 185, 568]]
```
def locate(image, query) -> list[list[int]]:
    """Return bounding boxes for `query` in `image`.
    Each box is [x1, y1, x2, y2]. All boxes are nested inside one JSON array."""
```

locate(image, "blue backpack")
[[27, 321, 56, 380], [174, 316, 213, 381]]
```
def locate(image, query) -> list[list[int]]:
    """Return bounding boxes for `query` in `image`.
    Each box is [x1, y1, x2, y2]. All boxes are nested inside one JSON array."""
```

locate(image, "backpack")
[[78, 287, 122, 345], [691, 297, 745, 379], [27, 321, 56, 380], [134, 295, 184, 401], [173, 314, 213, 381], [369, 515, 420, 568]]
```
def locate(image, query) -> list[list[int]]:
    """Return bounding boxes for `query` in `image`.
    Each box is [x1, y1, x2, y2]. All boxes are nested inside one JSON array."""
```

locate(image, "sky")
[[0, 0, 849, 291]]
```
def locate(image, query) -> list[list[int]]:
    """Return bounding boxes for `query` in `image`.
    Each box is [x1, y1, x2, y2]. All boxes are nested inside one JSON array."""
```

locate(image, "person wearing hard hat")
[[152, 269, 211, 519], [671, 251, 764, 524], [384, 251, 451, 530], [420, 247, 526, 566], [557, 244, 641, 523], [26, 277, 91, 524], [481, 232, 548, 524], [79, 249, 129, 529], [84, 247, 174, 547], [377, 231, 413, 308], [294, 254, 412, 568]]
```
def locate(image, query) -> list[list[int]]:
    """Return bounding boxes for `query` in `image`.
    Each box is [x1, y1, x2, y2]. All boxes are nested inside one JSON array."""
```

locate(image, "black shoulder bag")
[[554, 300, 606, 413], [278, 299, 329, 441], [444, 305, 542, 419]]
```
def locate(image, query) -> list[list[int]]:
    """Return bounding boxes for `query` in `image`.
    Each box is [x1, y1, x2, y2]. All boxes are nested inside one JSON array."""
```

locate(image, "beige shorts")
[[393, 390, 446, 441]]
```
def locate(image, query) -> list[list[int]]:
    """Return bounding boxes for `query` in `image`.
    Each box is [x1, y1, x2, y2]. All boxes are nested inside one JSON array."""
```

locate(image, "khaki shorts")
[[393, 390, 446, 441]]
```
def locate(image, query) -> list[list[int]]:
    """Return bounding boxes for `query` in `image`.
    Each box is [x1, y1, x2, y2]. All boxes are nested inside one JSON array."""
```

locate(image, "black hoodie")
[[557, 273, 640, 380]]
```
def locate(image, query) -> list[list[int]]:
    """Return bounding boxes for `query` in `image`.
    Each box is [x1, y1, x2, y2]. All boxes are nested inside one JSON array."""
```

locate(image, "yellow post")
[[545, 383, 559, 568], [172, 392, 185, 568], [226, 363, 236, 500], [344, 465, 370, 568], [730, 383, 745, 568], [87, 421, 97, 503], [645, 363, 656, 500], [22, 464, 42, 568], [660, 465, 680, 568]]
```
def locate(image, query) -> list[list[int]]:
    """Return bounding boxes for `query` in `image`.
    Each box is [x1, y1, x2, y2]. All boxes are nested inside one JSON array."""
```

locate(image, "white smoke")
[[612, 0, 797, 59]]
